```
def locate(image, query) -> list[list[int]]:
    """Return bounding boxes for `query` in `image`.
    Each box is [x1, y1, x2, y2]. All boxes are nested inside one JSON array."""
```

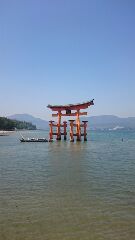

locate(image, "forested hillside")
[[0, 117, 36, 130]]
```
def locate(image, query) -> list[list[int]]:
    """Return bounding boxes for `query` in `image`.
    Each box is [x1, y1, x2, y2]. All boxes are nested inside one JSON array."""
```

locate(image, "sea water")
[[0, 130, 135, 240]]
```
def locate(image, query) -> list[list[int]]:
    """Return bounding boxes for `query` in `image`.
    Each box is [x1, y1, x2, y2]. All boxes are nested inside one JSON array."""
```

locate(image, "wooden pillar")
[[49, 121, 54, 142], [56, 111, 61, 140], [63, 121, 67, 140], [69, 120, 74, 142], [76, 110, 81, 141], [82, 121, 88, 141]]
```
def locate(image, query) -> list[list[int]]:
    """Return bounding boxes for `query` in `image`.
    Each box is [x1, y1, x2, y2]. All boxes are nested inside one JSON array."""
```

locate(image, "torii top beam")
[[47, 99, 94, 111]]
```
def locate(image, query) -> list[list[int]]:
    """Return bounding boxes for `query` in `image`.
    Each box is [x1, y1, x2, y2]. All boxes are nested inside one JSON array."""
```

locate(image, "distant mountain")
[[8, 114, 135, 130], [9, 114, 48, 129], [82, 115, 135, 129]]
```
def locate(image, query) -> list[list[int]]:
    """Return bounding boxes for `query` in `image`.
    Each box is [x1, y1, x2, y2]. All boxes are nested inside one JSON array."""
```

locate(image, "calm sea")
[[0, 130, 135, 240]]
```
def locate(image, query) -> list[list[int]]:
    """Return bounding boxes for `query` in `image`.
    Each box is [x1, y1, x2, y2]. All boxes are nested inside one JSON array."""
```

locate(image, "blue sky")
[[0, 0, 135, 119]]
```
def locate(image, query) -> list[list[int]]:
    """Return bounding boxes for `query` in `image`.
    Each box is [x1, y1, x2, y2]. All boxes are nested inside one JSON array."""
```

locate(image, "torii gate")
[[47, 99, 94, 142]]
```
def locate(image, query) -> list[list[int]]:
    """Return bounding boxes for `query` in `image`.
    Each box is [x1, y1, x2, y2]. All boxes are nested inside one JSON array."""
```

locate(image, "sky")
[[0, 0, 135, 120]]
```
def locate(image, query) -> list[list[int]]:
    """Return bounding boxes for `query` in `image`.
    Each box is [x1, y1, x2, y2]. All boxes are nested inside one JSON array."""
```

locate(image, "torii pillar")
[[56, 111, 61, 140]]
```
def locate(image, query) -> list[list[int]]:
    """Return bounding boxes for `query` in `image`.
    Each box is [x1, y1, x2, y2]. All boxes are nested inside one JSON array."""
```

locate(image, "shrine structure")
[[47, 99, 94, 142]]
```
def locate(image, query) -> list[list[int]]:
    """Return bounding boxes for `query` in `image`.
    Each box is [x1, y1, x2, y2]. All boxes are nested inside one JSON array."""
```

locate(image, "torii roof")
[[47, 99, 94, 111]]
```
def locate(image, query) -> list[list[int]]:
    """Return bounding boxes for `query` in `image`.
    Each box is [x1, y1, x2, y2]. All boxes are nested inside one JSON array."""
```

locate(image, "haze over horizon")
[[0, 0, 135, 119], [8, 113, 135, 130], [8, 113, 135, 122]]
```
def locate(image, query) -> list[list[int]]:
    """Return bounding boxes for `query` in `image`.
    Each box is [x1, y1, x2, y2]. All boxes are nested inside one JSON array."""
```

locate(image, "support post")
[[69, 120, 74, 142], [56, 111, 61, 140], [63, 121, 67, 140], [49, 121, 54, 142], [82, 121, 88, 141], [76, 110, 81, 141]]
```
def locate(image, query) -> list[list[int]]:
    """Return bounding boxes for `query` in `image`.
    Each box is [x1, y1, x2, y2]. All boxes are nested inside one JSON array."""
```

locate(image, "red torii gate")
[[47, 99, 94, 142]]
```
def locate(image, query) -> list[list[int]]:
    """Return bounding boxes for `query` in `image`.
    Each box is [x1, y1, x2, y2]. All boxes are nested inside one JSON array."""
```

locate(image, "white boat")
[[20, 137, 48, 142]]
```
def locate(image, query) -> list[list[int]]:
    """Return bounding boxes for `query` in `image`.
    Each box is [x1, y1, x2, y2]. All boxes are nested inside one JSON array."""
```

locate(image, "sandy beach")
[[0, 130, 14, 136]]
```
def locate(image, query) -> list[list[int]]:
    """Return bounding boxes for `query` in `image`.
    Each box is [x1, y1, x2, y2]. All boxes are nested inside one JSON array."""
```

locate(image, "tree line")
[[0, 117, 36, 130]]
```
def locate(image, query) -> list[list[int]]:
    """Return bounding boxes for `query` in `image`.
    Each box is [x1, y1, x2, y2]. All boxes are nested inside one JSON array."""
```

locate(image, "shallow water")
[[0, 130, 135, 240]]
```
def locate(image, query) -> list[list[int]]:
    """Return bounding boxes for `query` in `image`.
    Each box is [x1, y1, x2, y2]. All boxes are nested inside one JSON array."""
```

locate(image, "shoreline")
[[0, 130, 15, 136]]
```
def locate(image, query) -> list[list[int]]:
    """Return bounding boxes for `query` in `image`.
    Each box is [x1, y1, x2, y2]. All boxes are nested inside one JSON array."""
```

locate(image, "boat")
[[20, 137, 48, 142], [19, 131, 48, 142]]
